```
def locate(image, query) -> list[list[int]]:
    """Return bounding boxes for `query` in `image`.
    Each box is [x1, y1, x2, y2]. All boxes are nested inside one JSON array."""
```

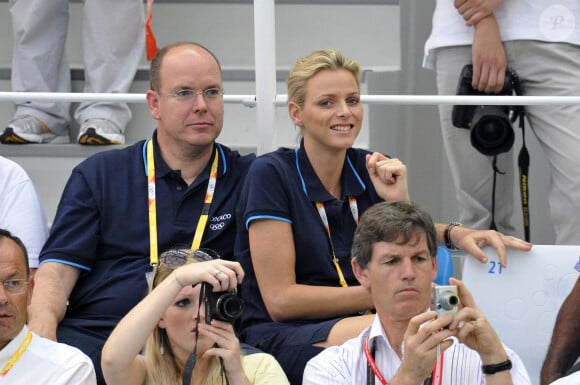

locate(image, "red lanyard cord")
[[364, 336, 443, 385]]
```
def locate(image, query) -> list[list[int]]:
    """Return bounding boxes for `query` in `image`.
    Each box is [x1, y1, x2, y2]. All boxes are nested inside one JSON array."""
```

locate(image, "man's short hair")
[[0, 228, 30, 276], [351, 201, 437, 267], [149, 41, 222, 92]]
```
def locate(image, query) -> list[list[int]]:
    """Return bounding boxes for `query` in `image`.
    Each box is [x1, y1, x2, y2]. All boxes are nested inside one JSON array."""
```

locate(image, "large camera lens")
[[216, 294, 243, 321], [470, 106, 514, 156], [204, 284, 244, 324]]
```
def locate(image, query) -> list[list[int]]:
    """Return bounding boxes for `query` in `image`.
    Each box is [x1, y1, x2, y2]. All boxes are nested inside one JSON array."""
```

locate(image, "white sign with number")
[[462, 245, 579, 385]]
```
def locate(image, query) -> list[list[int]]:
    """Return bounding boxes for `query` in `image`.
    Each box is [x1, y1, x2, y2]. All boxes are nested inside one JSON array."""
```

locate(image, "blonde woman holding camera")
[[101, 248, 289, 385]]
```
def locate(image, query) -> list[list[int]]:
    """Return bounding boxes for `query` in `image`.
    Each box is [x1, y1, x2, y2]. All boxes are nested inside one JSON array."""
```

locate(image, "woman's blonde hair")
[[144, 248, 225, 385], [286, 49, 361, 108]]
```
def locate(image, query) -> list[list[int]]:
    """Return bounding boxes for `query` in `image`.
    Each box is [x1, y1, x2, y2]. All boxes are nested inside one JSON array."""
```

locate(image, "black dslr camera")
[[203, 283, 244, 323], [452, 64, 518, 156]]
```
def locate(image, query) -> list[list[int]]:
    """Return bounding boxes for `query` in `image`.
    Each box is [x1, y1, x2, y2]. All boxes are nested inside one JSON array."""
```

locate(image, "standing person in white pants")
[[0, 0, 145, 145], [423, 1, 580, 245]]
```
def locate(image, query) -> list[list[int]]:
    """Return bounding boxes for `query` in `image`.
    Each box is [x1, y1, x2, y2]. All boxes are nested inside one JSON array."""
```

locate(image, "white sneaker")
[[0, 115, 70, 144], [78, 119, 125, 145]]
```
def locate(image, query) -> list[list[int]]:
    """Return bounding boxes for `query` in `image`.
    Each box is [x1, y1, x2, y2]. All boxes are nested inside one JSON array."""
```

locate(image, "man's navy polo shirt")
[[40, 133, 254, 335], [235, 140, 383, 333]]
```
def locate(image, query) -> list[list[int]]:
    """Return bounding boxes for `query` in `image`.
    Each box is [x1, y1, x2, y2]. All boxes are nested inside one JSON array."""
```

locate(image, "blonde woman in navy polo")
[[234, 49, 532, 385]]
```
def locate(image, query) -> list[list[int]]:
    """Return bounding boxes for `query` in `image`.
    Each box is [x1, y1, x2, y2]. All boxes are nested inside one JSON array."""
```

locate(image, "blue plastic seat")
[[434, 246, 454, 285]]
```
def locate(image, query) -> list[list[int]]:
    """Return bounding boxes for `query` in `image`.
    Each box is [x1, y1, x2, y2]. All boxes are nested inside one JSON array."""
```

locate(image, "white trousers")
[[434, 41, 580, 245], [9, 0, 145, 134]]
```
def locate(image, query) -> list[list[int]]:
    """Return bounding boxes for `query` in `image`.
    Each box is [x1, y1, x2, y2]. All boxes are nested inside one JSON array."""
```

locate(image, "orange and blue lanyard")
[[146, 139, 219, 269], [0, 331, 32, 377], [315, 196, 358, 288], [364, 335, 444, 385]]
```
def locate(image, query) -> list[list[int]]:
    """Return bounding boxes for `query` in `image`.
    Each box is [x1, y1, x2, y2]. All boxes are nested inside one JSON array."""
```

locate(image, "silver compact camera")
[[432, 285, 460, 318]]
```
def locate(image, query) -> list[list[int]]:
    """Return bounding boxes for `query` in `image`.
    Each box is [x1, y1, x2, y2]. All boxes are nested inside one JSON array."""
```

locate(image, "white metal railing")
[[2, 0, 580, 154], [1, 91, 579, 107], [0, 92, 258, 106], [274, 95, 580, 106]]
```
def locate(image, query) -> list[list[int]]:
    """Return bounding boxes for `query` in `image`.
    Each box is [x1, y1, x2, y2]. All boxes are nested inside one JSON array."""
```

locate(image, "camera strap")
[[182, 286, 231, 385], [182, 289, 203, 385], [489, 74, 530, 242], [516, 110, 530, 242], [490, 157, 504, 233], [490, 122, 530, 242], [512, 75, 531, 242]]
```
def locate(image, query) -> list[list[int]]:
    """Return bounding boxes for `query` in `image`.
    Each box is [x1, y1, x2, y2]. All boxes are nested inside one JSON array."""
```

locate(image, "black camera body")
[[452, 64, 518, 156], [203, 283, 244, 324]]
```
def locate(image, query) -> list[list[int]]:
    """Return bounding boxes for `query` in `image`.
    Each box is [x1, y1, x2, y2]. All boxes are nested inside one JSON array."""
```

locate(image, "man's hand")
[[395, 311, 456, 384], [450, 225, 532, 268], [454, 0, 504, 26], [471, 15, 507, 94], [447, 278, 509, 364]]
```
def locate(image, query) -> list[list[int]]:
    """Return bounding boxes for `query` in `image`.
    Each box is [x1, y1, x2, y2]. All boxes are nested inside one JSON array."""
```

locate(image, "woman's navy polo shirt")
[[235, 141, 383, 343], [39, 133, 254, 338]]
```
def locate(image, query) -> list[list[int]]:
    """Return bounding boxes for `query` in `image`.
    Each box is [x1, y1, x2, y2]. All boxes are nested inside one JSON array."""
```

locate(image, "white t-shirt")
[[0, 156, 48, 268], [0, 326, 96, 384], [423, 0, 580, 69]]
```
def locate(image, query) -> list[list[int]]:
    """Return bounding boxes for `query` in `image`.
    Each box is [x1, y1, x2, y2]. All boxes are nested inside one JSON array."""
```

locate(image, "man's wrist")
[[171, 269, 187, 287], [482, 359, 512, 375], [480, 348, 509, 367], [444, 222, 462, 250], [473, 13, 496, 28]]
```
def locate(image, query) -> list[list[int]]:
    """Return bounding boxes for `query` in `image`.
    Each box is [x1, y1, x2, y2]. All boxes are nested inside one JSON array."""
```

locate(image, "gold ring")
[[470, 320, 477, 327]]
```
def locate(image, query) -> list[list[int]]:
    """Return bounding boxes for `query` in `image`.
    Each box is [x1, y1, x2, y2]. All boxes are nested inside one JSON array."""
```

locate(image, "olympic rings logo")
[[209, 222, 226, 231], [208, 213, 231, 231]]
